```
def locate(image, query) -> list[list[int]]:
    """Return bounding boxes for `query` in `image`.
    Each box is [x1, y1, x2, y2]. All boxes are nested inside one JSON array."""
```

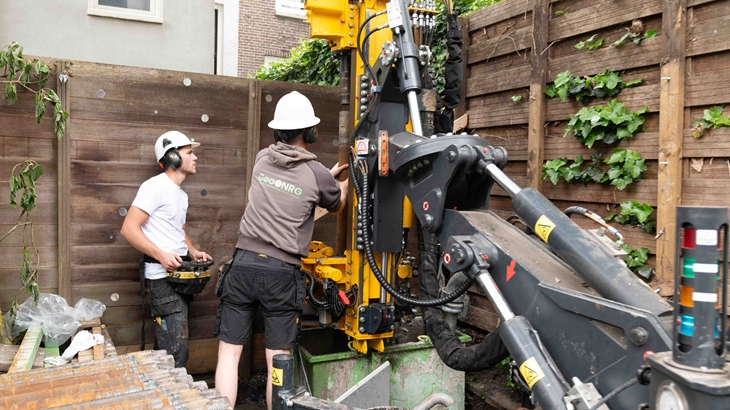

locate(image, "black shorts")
[[214, 250, 305, 349]]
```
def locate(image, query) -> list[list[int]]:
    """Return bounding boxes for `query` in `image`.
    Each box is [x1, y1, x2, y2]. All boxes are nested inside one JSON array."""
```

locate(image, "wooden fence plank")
[[468, 0, 530, 31], [548, 0, 663, 42], [468, 24, 533, 64], [655, 0, 687, 281], [58, 61, 72, 301], [527, 0, 550, 190], [548, 38, 664, 78], [687, 1, 730, 56]]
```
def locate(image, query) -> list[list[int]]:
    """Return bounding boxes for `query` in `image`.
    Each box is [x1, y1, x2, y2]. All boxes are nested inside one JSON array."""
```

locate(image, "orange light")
[[680, 285, 694, 308]]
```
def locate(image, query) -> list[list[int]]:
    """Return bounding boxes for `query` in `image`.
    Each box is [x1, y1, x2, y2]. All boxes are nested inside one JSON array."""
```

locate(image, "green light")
[[682, 257, 695, 279]]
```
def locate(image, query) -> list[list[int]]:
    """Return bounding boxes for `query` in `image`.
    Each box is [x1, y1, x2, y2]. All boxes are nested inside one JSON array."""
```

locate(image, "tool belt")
[[144, 254, 214, 295], [166, 259, 215, 295]]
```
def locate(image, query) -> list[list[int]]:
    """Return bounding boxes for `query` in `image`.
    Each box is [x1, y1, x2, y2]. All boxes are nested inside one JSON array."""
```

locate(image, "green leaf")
[[612, 32, 633, 47], [636, 266, 654, 279], [554, 71, 572, 88], [35, 94, 46, 123], [644, 29, 658, 39], [611, 177, 630, 190], [4, 82, 17, 105], [511, 95, 523, 102], [587, 37, 604, 50]]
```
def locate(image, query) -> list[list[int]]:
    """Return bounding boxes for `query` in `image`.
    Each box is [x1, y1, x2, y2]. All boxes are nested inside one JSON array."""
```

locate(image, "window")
[[87, 0, 163, 24], [214, 3, 224, 75], [263, 56, 286, 68], [275, 0, 306, 20]]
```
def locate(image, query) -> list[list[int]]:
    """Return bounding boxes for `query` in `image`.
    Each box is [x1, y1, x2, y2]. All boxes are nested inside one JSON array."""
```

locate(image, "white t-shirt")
[[131, 173, 189, 280]]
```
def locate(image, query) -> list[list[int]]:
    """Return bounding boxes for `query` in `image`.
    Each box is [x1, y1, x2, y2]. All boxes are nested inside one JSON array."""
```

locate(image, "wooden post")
[[527, 0, 549, 190], [656, 0, 687, 281], [238, 79, 261, 380], [57, 61, 71, 301], [245, 80, 262, 206]]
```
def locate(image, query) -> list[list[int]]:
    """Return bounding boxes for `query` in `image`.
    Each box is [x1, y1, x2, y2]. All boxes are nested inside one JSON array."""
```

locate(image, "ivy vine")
[[574, 35, 604, 51], [690, 105, 730, 139], [1, 42, 66, 343], [1, 41, 69, 140], [574, 20, 658, 52], [564, 99, 648, 148], [546, 70, 642, 103], [542, 149, 647, 190], [606, 200, 657, 234], [613, 29, 657, 47], [622, 244, 654, 279]]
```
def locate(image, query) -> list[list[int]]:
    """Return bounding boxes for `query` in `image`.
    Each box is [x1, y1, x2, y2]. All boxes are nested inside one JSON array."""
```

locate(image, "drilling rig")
[[273, 1, 730, 409]]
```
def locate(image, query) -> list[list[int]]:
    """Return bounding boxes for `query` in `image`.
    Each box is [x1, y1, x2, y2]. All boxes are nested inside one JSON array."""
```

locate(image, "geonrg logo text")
[[258, 173, 303, 196]]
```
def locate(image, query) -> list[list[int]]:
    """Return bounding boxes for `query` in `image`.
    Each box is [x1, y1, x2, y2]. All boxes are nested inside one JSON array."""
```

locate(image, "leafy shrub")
[[542, 149, 646, 190], [253, 39, 339, 86], [564, 99, 648, 148], [546, 70, 642, 103]]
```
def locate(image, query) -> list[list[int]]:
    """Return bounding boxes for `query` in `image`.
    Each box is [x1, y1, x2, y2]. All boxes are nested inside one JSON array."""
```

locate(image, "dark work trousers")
[[147, 278, 191, 368]]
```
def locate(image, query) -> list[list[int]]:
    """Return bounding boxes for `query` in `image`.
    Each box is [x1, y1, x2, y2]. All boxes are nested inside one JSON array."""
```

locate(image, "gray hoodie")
[[236, 142, 341, 265]]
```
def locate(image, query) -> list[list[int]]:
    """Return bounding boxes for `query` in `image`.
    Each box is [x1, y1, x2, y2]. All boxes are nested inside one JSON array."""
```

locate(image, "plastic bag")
[[10, 294, 107, 348], [73, 298, 106, 322]]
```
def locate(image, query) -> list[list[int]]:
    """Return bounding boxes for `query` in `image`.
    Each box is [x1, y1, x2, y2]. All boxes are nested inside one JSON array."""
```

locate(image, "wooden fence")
[[0, 60, 341, 373], [458, 0, 729, 278]]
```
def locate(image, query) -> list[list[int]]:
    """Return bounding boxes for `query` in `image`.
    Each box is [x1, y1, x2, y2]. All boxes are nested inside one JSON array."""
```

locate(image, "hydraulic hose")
[[423, 307, 508, 371], [356, 10, 388, 87], [357, 169, 476, 307], [564, 205, 624, 246], [303, 270, 330, 311]]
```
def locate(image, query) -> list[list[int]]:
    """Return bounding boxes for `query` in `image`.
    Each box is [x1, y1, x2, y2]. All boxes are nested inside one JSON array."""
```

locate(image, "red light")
[[683, 228, 696, 249]]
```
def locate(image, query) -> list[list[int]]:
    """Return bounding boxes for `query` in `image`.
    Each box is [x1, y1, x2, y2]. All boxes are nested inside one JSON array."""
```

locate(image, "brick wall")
[[239, 1, 310, 77]]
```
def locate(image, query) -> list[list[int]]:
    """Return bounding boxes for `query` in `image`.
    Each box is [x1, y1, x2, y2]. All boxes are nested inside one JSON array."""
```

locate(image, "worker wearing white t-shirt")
[[121, 131, 211, 367]]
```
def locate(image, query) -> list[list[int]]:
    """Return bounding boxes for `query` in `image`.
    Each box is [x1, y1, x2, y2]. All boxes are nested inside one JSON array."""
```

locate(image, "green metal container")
[[297, 326, 472, 409]]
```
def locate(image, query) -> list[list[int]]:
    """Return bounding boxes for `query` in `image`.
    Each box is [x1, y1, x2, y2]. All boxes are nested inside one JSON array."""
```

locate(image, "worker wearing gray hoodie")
[[214, 91, 348, 409]]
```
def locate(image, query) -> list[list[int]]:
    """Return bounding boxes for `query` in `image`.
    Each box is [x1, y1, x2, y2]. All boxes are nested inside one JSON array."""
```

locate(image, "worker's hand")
[[159, 252, 183, 272], [191, 250, 212, 262], [330, 162, 348, 179], [339, 178, 349, 194]]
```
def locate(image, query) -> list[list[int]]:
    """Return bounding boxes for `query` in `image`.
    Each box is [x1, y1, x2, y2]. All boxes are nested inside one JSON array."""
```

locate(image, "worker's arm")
[[183, 225, 212, 262], [121, 206, 182, 272]]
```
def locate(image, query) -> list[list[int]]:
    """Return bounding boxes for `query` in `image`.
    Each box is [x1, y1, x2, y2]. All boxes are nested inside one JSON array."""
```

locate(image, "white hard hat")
[[154, 131, 200, 162], [267, 91, 321, 130]]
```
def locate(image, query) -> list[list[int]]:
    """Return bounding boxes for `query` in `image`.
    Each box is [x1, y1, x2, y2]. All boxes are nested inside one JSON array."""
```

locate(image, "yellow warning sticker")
[[534, 215, 556, 243], [271, 367, 283, 386], [519, 357, 545, 388]]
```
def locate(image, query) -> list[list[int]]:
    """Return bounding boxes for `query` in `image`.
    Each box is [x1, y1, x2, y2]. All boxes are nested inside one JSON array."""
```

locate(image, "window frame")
[[274, 0, 306, 20], [87, 0, 164, 24], [214, 3, 224, 75]]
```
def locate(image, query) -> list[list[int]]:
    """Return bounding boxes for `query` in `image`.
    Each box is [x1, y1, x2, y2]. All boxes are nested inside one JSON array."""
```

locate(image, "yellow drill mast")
[[301, 0, 440, 354]]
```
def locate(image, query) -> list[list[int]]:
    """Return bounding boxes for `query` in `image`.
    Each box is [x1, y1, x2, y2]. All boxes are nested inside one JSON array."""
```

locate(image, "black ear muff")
[[304, 127, 318, 144], [163, 149, 182, 170]]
